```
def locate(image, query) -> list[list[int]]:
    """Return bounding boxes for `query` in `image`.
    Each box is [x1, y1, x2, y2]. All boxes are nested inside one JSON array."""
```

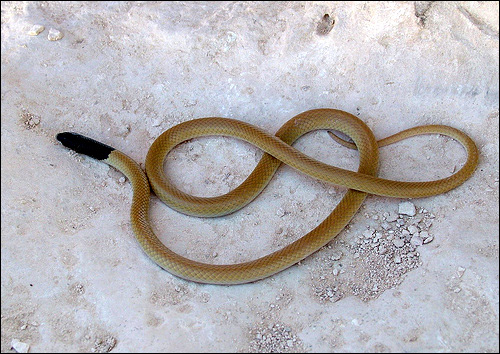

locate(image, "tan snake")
[[56, 109, 478, 284]]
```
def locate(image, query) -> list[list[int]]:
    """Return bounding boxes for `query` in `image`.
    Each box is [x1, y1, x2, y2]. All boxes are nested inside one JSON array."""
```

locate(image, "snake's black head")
[[57, 132, 115, 160]]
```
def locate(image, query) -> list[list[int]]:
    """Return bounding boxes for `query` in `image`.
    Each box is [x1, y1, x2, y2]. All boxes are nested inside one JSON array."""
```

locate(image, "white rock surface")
[[1, 2, 498, 352]]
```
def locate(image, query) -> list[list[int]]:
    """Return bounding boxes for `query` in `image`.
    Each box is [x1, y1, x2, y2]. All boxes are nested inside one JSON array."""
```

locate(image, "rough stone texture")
[[1, 2, 498, 352]]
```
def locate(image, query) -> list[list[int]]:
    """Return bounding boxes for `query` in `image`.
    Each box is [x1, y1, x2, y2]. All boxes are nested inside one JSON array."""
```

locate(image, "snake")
[[56, 108, 478, 285]]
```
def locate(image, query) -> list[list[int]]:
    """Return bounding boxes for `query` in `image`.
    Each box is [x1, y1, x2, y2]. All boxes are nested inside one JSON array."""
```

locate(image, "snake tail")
[[56, 132, 115, 160]]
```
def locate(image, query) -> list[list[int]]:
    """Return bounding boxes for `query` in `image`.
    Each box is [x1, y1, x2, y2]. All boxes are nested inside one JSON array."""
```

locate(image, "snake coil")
[[57, 109, 478, 284]]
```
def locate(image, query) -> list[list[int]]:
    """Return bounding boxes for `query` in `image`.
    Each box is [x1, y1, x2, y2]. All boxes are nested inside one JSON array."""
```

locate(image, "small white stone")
[[393, 238, 405, 248], [11, 339, 30, 353], [332, 268, 339, 276], [27, 24, 45, 36], [47, 28, 64, 41], [386, 213, 398, 222], [423, 236, 434, 244], [394, 255, 402, 263], [457, 267, 466, 278], [399, 201, 416, 216], [410, 235, 423, 247], [408, 225, 419, 235], [330, 251, 342, 261]]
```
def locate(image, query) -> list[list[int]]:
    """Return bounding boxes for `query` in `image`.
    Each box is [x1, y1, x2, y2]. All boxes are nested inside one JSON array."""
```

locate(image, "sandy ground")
[[1, 1, 499, 352]]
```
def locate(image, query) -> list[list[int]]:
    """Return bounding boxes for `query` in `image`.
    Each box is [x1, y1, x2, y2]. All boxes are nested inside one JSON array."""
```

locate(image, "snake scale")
[[56, 109, 478, 284]]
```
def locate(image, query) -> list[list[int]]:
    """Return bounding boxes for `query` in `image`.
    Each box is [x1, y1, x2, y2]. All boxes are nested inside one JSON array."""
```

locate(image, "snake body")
[[56, 109, 478, 284]]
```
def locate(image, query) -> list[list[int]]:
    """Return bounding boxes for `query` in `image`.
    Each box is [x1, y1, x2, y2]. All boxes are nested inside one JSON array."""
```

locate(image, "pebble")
[[11, 339, 29, 353], [410, 235, 423, 247], [385, 213, 398, 222], [27, 24, 45, 36], [420, 231, 432, 244], [394, 255, 402, 264], [392, 238, 405, 248], [423, 235, 434, 244], [398, 202, 417, 216], [412, 215, 423, 224], [457, 267, 466, 278], [317, 13, 335, 35], [399, 201, 416, 216], [330, 251, 342, 261], [408, 225, 419, 235], [47, 28, 64, 41]]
